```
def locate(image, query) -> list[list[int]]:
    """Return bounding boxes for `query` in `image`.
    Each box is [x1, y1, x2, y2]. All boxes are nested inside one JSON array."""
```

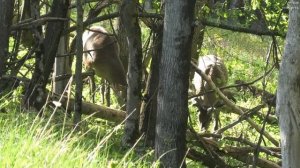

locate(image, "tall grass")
[[0, 98, 156, 168]]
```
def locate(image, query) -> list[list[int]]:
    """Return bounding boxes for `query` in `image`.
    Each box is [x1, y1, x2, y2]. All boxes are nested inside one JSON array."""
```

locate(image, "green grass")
[[0, 99, 157, 168]]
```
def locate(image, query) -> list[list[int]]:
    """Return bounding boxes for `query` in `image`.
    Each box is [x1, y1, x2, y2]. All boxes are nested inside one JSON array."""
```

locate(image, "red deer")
[[192, 55, 228, 130], [81, 26, 127, 104]]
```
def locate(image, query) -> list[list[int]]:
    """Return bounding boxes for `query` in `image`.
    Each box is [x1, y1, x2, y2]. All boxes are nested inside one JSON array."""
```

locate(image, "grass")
[[0, 98, 157, 168]]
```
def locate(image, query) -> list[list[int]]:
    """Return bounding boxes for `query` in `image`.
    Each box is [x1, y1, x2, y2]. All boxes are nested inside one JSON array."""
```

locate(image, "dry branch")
[[187, 130, 281, 168], [191, 62, 279, 146], [52, 94, 126, 123], [215, 105, 264, 134], [222, 150, 280, 168], [200, 19, 285, 38], [11, 17, 68, 30]]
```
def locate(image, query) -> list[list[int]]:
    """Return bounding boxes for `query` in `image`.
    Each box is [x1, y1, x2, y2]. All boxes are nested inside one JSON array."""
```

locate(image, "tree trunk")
[[74, 0, 84, 126], [23, 0, 69, 110], [117, 17, 129, 73], [53, 5, 71, 95], [20, 0, 34, 48], [120, 0, 143, 146], [276, 0, 300, 167], [139, 28, 163, 147], [53, 36, 71, 95], [0, 0, 15, 77], [155, 0, 196, 167]]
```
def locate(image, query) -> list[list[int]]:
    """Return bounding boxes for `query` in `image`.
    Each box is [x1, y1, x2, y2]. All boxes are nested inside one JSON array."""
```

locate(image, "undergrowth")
[[0, 97, 156, 168]]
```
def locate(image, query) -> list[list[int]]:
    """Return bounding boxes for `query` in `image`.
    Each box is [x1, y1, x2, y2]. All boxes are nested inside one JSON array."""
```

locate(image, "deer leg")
[[213, 108, 220, 131], [105, 80, 111, 107], [101, 79, 105, 104], [89, 74, 96, 103]]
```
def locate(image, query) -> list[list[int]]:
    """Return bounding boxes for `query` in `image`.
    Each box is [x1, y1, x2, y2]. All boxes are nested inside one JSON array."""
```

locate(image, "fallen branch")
[[222, 149, 281, 168], [52, 94, 126, 123], [191, 62, 279, 146], [224, 136, 281, 158]]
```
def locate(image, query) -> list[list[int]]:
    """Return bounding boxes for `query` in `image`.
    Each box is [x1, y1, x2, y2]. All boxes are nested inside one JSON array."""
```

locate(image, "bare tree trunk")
[[276, 0, 300, 167], [155, 0, 196, 167], [139, 28, 163, 147], [0, 0, 15, 77], [23, 0, 69, 110], [120, 0, 143, 146], [53, 36, 71, 95], [74, 0, 84, 126], [53, 3, 71, 95], [117, 18, 129, 73], [20, 0, 34, 48]]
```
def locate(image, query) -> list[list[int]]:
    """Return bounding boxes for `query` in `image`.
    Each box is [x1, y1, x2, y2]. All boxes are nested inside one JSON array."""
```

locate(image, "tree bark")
[[23, 0, 69, 110], [120, 0, 143, 145], [53, 36, 71, 95], [51, 94, 126, 122], [74, 0, 84, 126], [20, 0, 34, 48], [53, 4, 71, 95], [276, 0, 300, 167], [139, 27, 163, 147], [0, 0, 15, 77], [155, 0, 196, 167], [116, 16, 129, 73]]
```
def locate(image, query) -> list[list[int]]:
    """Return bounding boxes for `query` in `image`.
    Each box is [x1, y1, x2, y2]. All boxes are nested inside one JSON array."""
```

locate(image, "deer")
[[192, 55, 230, 131], [72, 26, 127, 106]]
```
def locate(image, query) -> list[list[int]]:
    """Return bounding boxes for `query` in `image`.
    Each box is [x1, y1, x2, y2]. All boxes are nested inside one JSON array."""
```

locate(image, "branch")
[[215, 105, 264, 134], [222, 149, 280, 168], [199, 19, 285, 38], [65, 12, 163, 34], [224, 136, 281, 158], [235, 80, 276, 107], [188, 131, 281, 159], [187, 149, 233, 168], [189, 62, 276, 100], [52, 93, 126, 123], [11, 17, 68, 30], [191, 62, 279, 147], [188, 137, 281, 168]]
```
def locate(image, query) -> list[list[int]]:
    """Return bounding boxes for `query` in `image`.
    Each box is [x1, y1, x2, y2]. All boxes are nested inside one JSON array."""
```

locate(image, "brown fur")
[[83, 27, 127, 90]]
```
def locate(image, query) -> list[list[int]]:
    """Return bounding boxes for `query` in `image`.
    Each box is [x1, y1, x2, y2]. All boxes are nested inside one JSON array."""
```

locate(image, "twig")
[[188, 63, 276, 99], [253, 106, 273, 167], [223, 136, 281, 158], [11, 17, 68, 30], [215, 105, 264, 134], [188, 126, 228, 167], [191, 62, 279, 146], [199, 19, 285, 38]]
